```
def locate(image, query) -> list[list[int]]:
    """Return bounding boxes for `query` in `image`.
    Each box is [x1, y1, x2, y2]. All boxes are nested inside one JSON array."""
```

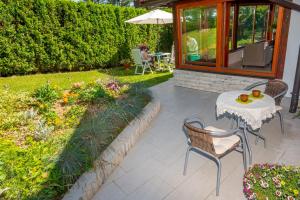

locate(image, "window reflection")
[[181, 6, 217, 66]]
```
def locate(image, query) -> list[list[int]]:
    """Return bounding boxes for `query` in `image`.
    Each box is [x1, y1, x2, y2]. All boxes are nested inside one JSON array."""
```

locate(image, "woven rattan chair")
[[183, 116, 247, 196], [244, 79, 288, 145]]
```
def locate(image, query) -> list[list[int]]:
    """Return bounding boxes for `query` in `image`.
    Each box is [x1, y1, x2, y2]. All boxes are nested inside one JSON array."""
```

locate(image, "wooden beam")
[[140, 0, 178, 7], [173, 4, 180, 67], [267, 4, 275, 40], [233, 4, 239, 50], [273, 7, 291, 78], [224, 2, 231, 67], [269, 0, 300, 12]]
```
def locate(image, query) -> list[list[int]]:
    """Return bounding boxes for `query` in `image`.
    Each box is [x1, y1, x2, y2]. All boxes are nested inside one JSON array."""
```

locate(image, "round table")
[[216, 90, 276, 130], [216, 90, 276, 165]]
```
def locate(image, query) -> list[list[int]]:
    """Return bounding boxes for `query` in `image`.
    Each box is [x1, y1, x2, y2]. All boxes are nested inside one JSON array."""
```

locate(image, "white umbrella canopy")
[[125, 9, 173, 24]]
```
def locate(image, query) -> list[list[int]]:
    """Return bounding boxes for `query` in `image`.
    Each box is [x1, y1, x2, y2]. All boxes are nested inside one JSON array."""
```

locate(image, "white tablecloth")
[[216, 90, 276, 130]]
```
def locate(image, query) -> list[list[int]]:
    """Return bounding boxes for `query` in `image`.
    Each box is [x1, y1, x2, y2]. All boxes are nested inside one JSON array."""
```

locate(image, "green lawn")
[[0, 68, 172, 199], [0, 67, 172, 93]]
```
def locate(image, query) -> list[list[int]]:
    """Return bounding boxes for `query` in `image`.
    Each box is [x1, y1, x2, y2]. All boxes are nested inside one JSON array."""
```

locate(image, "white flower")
[[275, 190, 282, 197]]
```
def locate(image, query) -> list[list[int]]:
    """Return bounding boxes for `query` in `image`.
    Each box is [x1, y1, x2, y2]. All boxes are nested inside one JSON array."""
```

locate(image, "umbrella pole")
[[157, 18, 159, 53]]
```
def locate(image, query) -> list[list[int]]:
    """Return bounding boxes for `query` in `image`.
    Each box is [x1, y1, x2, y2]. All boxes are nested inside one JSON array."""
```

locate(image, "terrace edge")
[[62, 92, 161, 200]]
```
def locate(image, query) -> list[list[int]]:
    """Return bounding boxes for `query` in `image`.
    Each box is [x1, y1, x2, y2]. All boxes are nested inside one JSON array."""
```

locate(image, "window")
[[237, 5, 269, 47], [175, 1, 287, 79], [180, 6, 217, 66]]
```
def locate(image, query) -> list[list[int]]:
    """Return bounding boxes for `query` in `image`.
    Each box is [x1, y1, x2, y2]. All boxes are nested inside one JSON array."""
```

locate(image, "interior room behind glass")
[[227, 4, 279, 72]]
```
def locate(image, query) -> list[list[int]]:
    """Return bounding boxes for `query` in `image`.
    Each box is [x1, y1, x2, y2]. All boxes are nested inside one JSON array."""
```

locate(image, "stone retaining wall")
[[174, 69, 266, 93], [63, 93, 160, 200]]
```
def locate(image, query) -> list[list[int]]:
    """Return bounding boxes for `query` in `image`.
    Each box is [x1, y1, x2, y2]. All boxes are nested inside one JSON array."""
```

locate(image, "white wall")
[[283, 0, 300, 97]]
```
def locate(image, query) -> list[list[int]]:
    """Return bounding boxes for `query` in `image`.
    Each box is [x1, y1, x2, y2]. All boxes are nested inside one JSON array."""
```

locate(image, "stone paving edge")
[[62, 92, 161, 200]]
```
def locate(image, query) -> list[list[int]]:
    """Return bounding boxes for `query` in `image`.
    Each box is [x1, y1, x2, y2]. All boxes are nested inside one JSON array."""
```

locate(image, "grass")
[[0, 67, 172, 93]]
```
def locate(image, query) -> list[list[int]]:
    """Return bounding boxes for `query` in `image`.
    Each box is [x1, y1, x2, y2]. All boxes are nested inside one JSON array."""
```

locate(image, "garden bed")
[[0, 77, 153, 199]]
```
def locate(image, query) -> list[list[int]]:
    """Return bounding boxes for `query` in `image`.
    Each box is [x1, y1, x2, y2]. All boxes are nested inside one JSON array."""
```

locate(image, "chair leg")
[[255, 128, 263, 146], [216, 159, 222, 196], [183, 146, 192, 176], [277, 111, 285, 136], [242, 126, 252, 165], [148, 63, 153, 74], [142, 65, 146, 75]]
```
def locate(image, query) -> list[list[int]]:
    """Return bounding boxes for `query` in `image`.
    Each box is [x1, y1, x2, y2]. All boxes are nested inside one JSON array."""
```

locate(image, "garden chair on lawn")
[[162, 44, 175, 72], [243, 79, 288, 146], [131, 49, 153, 75], [183, 116, 247, 196]]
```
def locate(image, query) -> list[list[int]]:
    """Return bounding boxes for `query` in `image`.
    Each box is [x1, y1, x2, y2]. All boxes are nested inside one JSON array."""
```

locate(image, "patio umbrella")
[[125, 9, 173, 53], [125, 9, 173, 25]]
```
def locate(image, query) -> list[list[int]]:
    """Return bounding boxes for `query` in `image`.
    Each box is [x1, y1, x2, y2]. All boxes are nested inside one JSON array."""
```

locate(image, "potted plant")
[[120, 59, 132, 70]]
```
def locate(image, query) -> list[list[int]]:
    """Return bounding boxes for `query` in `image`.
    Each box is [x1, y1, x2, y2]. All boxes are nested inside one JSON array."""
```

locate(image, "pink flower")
[[245, 183, 252, 190], [106, 81, 120, 92], [249, 193, 256, 200], [287, 196, 295, 200]]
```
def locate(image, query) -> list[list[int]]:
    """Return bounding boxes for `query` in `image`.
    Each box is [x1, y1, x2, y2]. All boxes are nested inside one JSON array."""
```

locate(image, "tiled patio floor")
[[92, 80, 300, 200]]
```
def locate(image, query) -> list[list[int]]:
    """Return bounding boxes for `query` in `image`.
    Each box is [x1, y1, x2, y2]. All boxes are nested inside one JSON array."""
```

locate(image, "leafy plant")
[[78, 83, 108, 102], [34, 119, 55, 141], [244, 164, 300, 200], [33, 83, 60, 105], [64, 105, 86, 128], [120, 59, 132, 65]]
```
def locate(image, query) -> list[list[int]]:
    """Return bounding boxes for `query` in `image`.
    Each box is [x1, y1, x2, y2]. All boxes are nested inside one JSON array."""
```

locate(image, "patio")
[[92, 80, 300, 200]]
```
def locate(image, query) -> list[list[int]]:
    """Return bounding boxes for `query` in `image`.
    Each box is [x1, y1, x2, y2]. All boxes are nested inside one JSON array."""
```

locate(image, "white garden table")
[[216, 90, 276, 165], [149, 52, 171, 69]]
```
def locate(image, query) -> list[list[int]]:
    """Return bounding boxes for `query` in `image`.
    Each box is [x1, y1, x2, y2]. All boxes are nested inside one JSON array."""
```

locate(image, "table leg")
[[238, 118, 252, 166]]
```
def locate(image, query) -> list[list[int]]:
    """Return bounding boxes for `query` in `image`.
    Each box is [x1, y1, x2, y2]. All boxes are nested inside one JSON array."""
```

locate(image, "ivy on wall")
[[0, 0, 172, 76]]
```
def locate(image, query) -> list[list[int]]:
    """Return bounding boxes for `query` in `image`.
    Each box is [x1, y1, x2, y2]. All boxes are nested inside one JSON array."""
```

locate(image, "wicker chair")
[[244, 79, 288, 145], [183, 116, 247, 196]]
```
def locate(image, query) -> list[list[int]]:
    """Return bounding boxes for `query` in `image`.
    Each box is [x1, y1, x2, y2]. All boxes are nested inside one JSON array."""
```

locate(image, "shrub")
[[0, 0, 172, 76], [244, 164, 300, 200]]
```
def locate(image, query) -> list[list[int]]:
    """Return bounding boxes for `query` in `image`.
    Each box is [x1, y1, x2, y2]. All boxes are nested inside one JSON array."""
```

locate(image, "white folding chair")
[[163, 44, 175, 72], [131, 49, 153, 75]]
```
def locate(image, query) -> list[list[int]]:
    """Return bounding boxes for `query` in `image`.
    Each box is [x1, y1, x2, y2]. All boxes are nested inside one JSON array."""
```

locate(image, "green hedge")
[[0, 0, 172, 76]]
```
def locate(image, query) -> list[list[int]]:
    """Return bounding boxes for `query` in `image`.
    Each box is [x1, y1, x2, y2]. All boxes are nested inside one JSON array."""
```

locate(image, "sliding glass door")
[[180, 6, 217, 66]]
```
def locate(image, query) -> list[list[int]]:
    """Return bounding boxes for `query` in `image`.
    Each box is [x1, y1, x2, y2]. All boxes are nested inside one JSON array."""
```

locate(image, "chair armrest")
[[273, 89, 288, 100], [244, 81, 268, 91], [207, 128, 240, 138], [183, 116, 205, 129]]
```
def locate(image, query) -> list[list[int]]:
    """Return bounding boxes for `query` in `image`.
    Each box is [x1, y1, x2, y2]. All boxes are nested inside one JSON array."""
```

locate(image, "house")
[[140, 0, 300, 110]]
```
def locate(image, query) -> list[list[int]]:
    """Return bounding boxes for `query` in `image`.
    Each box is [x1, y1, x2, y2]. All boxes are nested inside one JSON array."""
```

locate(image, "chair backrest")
[[264, 79, 288, 105], [131, 49, 143, 66], [243, 42, 269, 66], [183, 122, 216, 156]]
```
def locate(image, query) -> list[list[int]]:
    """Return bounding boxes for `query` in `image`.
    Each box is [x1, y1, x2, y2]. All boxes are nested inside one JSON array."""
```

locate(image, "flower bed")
[[244, 164, 300, 200], [0, 79, 150, 199]]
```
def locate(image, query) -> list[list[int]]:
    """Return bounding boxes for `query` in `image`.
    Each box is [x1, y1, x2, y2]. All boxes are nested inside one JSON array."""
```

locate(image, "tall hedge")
[[0, 0, 172, 76]]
